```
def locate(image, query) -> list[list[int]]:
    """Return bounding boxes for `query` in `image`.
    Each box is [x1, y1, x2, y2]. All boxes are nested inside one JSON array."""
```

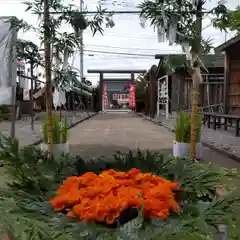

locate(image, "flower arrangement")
[[1, 144, 239, 239], [50, 168, 181, 225]]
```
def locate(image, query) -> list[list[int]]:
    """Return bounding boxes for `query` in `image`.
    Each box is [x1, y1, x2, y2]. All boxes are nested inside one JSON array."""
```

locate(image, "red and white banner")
[[112, 93, 129, 100], [103, 84, 109, 109], [129, 84, 136, 108]]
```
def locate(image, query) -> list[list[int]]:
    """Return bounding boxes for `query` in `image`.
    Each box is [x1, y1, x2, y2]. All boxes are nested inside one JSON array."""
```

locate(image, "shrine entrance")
[[87, 69, 146, 112]]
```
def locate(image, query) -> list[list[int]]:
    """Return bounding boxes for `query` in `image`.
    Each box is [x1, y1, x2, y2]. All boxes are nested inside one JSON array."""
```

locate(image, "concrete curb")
[[29, 112, 98, 147], [136, 112, 240, 164]]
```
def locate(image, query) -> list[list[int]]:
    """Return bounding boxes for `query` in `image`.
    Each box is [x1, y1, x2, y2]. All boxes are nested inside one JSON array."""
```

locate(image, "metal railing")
[[186, 103, 224, 113]]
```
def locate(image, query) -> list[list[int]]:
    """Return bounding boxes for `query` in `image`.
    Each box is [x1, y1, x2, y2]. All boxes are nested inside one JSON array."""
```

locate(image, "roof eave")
[[215, 35, 240, 52]]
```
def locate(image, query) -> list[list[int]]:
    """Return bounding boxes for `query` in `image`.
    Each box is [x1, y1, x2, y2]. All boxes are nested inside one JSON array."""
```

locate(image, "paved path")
[[68, 113, 240, 169], [69, 112, 173, 158]]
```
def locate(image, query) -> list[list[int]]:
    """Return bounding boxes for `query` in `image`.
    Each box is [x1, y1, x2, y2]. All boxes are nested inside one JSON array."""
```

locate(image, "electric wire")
[[85, 44, 166, 51], [0, 1, 220, 14]]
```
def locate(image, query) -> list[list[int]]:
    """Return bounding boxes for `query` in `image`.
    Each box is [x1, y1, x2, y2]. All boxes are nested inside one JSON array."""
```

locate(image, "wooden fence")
[[173, 74, 224, 113]]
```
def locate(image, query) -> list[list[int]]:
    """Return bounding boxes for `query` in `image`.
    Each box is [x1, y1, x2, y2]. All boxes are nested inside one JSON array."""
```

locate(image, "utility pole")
[[44, 0, 53, 156], [80, 0, 84, 81], [10, 27, 17, 138], [30, 62, 34, 130]]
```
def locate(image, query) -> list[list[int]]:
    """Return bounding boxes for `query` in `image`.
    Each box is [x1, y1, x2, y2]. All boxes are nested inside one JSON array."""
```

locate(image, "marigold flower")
[[49, 169, 181, 225]]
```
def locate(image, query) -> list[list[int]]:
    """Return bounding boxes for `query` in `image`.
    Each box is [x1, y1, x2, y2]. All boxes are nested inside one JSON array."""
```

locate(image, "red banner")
[[129, 84, 136, 108], [103, 84, 109, 109]]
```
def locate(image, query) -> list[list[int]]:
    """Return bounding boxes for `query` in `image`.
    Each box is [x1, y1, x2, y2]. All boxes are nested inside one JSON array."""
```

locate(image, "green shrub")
[[0, 137, 239, 240], [175, 111, 203, 143], [43, 113, 68, 144], [0, 105, 11, 121]]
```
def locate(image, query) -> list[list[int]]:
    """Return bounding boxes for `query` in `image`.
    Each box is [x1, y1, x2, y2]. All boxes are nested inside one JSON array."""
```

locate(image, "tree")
[[9, 0, 113, 156], [135, 74, 146, 102], [213, 5, 240, 34], [16, 39, 42, 130], [16, 39, 42, 67], [135, 74, 147, 112], [16, 39, 43, 90], [139, 0, 229, 159]]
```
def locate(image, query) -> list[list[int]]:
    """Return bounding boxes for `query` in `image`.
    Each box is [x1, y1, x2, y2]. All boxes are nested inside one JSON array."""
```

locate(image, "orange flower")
[[49, 169, 182, 225]]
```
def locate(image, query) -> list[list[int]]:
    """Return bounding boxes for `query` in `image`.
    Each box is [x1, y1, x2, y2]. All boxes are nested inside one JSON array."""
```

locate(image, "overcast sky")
[[0, 0, 238, 85]]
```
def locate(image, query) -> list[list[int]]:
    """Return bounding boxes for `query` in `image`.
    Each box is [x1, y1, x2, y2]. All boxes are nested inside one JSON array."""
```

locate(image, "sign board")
[[112, 93, 129, 100], [129, 84, 136, 108]]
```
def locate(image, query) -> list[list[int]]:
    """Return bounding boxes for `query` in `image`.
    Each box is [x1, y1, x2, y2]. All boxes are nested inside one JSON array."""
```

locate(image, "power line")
[[85, 32, 159, 40], [86, 25, 213, 40], [84, 56, 156, 59], [84, 49, 155, 57], [2, 1, 229, 16], [84, 49, 183, 57], [85, 44, 181, 52], [49, 9, 215, 14], [82, 53, 160, 59], [84, 53, 156, 57]]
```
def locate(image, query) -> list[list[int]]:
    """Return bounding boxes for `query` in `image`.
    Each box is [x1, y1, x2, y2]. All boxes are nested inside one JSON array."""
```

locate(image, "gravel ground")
[[0, 111, 96, 147]]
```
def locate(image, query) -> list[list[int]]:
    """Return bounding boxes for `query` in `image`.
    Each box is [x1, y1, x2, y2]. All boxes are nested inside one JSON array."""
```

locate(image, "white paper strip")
[[23, 89, 30, 100], [0, 17, 15, 105], [157, 25, 165, 42], [53, 89, 66, 108]]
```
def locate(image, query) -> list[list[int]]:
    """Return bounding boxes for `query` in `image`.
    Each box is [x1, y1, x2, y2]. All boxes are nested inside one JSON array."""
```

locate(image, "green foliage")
[[0, 138, 239, 239], [16, 39, 42, 66], [175, 112, 202, 143], [0, 135, 74, 195], [54, 66, 79, 91], [135, 74, 146, 103], [6, 16, 36, 32], [8, 0, 115, 92], [139, 0, 229, 59], [175, 111, 191, 143], [139, 0, 194, 42], [43, 113, 68, 144], [75, 150, 232, 203], [162, 55, 188, 74], [213, 6, 240, 34], [0, 105, 11, 121], [9, 0, 113, 42]]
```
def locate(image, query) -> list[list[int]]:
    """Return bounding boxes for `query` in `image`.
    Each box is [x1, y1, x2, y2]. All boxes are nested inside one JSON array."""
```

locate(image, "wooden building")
[[215, 35, 240, 115], [155, 54, 224, 112]]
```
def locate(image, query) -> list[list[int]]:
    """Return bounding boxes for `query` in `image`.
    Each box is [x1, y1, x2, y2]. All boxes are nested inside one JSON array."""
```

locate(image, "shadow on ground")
[[70, 143, 172, 159]]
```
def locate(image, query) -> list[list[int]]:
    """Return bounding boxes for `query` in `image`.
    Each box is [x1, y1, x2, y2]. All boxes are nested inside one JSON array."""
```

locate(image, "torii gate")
[[87, 69, 146, 112]]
